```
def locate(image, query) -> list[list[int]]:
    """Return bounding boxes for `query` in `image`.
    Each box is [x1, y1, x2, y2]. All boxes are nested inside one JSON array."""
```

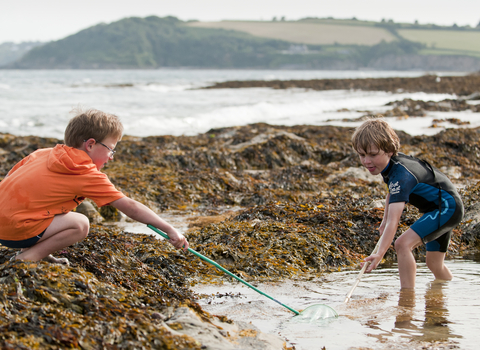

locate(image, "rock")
[[460, 91, 480, 100], [151, 312, 167, 321], [165, 307, 286, 350], [367, 199, 386, 209], [75, 199, 104, 223], [99, 205, 123, 221], [327, 167, 383, 184], [385, 98, 480, 116], [228, 130, 305, 152], [203, 75, 480, 96], [440, 166, 462, 180], [460, 202, 480, 248]]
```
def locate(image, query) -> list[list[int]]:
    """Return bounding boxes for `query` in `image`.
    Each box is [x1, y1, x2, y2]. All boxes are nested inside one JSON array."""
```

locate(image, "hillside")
[[0, 41, 43, 66], [188, 18, 480, 58], [5, 16, 480, 70], [8, 16, 327, 69]]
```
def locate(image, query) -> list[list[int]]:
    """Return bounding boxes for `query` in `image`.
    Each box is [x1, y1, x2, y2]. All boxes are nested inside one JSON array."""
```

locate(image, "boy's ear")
[[83, 138, 95, 151]]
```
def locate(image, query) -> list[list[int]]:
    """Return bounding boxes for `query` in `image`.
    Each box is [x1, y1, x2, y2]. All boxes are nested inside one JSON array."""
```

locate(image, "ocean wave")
[[0, 70, 474, 139]]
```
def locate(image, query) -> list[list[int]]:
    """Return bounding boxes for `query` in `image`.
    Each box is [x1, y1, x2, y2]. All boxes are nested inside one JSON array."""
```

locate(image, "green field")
[[187, 20, 397, 45], [187, 20, 480, 58], [398, 29, 480, 55]]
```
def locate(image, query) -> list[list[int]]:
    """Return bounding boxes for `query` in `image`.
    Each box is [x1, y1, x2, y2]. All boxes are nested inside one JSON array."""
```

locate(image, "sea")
[[0, 69, 478, 139]]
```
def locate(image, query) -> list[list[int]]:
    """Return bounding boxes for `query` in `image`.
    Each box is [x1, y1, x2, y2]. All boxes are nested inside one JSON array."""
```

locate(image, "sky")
[[1, 0, 480, 43]]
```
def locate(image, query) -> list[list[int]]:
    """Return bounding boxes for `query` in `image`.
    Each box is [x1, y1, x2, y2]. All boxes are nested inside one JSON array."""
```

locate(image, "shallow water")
[[193, 260, 480, 349]]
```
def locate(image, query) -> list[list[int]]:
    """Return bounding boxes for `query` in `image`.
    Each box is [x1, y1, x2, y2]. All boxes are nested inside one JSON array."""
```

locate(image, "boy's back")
[[383, 153, 462, 214]]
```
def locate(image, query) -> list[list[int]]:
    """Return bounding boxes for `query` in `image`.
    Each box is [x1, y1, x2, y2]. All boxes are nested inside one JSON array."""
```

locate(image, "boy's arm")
[[110, 197, 188, 250], [378, 193, 391, 236], [365, 201, 405, 273]]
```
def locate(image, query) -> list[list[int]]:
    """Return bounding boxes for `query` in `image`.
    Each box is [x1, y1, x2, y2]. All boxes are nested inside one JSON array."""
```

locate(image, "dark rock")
[[75, 200, 104, 223], [203, 75, 480, 96]]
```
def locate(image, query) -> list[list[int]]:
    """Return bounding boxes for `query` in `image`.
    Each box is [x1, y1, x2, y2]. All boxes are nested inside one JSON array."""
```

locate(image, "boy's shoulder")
[[390, 153, 453, 188], [391, 153, 424, 170]]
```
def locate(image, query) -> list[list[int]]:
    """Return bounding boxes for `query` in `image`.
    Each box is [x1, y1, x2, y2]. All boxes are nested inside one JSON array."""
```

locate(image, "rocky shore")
[[203, 73, 480, 96], [1, 117, 480, 348]]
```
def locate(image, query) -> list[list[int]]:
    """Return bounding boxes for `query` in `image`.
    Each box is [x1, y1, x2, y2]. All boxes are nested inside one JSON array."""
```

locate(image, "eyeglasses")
[[84, 139, 116, 157]]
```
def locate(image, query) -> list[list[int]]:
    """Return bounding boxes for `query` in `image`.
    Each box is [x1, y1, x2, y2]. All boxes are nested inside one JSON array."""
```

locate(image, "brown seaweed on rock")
[[203, 75, 480, 96], [385, 98, 480, 115], [186, 193, 465, 280], [2, 124, 480, 218], [0, 258, 202, 349], [1, 124, 480, 215], [0, 224, 286, 349]]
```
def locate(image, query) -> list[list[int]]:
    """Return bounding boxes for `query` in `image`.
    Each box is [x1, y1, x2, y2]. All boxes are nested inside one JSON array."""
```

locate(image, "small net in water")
[[295, 304, 338, 321]]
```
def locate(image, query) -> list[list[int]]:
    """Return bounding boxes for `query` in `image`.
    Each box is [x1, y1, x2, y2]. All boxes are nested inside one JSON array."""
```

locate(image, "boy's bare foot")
[[42, 255, 70, 266], [9, 248, 30, 261], [9, 252, 21, 261]]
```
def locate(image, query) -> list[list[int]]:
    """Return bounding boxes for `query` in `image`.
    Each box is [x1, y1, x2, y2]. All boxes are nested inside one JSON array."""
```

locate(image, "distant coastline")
[[3, 16, 480, 71]]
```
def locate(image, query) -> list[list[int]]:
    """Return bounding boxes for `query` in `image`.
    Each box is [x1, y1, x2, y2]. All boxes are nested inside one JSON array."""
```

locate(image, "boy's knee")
[[394, 230, 422, 252], [394, 238, 405, 252], [74, 214, 90, 237]]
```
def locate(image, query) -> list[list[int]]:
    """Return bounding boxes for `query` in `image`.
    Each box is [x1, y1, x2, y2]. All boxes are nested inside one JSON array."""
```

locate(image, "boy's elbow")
[[121, 198, 144, 218]]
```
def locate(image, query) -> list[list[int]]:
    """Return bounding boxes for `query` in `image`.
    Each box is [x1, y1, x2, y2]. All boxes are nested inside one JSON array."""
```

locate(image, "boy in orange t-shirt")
[[0, 108, 188, 263]]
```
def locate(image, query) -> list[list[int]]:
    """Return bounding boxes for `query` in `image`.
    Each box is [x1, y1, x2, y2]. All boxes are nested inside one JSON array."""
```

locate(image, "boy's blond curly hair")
[[64, 107, 124, 147], [351, 116, 400, 156]]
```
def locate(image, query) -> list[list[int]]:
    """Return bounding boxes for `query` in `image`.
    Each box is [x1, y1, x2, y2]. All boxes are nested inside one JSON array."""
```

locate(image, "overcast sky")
[[2, 0, 480, 43]]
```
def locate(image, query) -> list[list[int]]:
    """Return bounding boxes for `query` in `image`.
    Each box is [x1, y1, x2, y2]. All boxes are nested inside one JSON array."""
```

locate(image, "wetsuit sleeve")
[[387, 170, 417, 204]]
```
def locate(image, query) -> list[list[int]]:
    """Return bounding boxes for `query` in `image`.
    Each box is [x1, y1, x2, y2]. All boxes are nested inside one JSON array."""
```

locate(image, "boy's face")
[[87, 136, 118, 170], [357, 145, 392, 175]]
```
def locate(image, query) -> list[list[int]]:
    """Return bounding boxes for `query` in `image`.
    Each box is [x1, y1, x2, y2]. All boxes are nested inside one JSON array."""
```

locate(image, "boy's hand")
[[168, 232, 189, 251], [363, 253, 382, 273]]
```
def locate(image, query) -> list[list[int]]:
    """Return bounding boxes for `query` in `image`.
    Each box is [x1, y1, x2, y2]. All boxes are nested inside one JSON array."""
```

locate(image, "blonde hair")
[[351, 117, 400, 156], [64, 107, 124, 147]]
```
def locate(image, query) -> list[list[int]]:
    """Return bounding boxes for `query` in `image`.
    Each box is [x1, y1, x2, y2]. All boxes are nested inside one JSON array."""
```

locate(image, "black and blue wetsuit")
[[381, 153, 464, 252]]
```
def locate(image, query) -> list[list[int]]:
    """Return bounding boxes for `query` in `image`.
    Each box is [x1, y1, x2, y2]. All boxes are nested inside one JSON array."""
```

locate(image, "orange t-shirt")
[[0, 144, 125, 241]]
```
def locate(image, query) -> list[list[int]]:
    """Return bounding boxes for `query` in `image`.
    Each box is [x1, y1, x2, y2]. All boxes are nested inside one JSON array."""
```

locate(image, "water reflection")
[[193, 261, 479, 349], [394, 281, 461, 343], [394, 289, 417, 331]]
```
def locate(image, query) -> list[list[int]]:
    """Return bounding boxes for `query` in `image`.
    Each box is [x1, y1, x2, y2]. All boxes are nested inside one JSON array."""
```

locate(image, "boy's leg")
[[394, 228, 423, 289], [425, 251, 452, 281], [15, 212, 89, 262]]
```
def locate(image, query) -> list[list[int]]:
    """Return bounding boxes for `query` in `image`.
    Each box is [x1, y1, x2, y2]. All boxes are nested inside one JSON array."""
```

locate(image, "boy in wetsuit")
[[0, 108, 188, 263], [351, 118, 463, 289]]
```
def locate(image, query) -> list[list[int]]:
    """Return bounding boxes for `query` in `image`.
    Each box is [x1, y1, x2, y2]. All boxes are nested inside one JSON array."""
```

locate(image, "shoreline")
[[203, 73, 480, 96]]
